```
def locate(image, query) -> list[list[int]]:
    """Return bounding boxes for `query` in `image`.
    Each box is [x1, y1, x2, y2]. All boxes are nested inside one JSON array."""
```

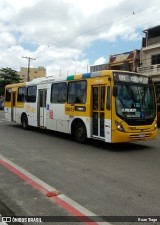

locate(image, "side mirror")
[[113, 86, 118, 97]]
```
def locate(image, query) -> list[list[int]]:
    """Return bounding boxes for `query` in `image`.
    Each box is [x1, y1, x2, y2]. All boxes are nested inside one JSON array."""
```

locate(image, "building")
[[18, 66, 46, 82], [90, 63, 108, 72], [137, 25, 160, 124], [138, 25, 160, 81], [108, 49, 140, 72]]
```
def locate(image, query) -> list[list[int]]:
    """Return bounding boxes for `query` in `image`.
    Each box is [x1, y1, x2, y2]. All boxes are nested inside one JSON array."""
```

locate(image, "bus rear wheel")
[[22, 115, 28, 130], [74, 122, 87, 144]]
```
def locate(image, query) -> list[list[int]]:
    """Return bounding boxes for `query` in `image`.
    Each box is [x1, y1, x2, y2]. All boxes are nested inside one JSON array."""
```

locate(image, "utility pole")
[[87, 64, 89, 73], [22, 56, 36, 81]]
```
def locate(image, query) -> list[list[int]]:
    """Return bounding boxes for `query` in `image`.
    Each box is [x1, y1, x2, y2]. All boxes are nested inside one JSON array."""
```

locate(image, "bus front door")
[[11, 91, 16, 122], [38, 89, 47, 127], [92, 85, 105, 139]]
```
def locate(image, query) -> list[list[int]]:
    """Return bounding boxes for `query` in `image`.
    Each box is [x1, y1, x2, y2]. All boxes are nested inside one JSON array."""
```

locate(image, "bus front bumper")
[[112, 129, 157, 143]]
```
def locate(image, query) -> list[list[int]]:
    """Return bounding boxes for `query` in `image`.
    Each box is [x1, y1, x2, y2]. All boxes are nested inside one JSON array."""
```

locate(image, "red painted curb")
[[0, 158, 99, 225]]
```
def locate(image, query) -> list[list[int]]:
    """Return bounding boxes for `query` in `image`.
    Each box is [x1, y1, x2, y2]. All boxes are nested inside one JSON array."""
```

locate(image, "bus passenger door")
[[38, 89, 47, 127], [92, 85, 105, 139], [11, 91, 16, 122]]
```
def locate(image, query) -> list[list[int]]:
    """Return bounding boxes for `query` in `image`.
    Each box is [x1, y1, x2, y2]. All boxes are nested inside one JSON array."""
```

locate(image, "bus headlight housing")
[[115, 121, 125, 132], [154, 123, 157, 130]]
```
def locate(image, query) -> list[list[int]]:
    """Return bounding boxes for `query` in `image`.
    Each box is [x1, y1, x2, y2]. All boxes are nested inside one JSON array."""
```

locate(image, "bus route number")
[[65, 106, 75, 112]]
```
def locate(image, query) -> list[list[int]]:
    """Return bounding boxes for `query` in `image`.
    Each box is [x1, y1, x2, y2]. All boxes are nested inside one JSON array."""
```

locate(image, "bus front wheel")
[[74, 122, 87, 144], [22, 115, 28, 130]]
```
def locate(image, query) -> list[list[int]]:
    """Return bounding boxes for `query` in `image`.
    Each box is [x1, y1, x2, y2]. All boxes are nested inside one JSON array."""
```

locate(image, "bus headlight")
[[115, 121, 125, 132], [155, 123, 157, 130]]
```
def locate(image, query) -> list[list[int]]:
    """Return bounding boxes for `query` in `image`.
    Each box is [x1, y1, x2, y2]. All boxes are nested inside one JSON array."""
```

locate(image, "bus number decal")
[[65, 106, 75, 112]]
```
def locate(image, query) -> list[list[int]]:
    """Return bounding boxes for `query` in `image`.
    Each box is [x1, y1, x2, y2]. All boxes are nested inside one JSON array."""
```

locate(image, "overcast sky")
[[0, 0, 160, 77]]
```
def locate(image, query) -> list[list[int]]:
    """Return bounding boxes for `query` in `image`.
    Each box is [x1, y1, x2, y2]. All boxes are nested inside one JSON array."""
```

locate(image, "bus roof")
[[5, 70, 149, 88], [5, 82, 26, 89], [25, 70, 112, 85]]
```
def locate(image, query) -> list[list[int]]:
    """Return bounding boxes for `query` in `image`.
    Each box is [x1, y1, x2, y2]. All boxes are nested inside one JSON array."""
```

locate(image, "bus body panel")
[[46, 104, 69, 133], [25, 102, 37, 127], [4, 107, 12, 121], [15, 107, 25, 124], [105, 119, 112, 143]]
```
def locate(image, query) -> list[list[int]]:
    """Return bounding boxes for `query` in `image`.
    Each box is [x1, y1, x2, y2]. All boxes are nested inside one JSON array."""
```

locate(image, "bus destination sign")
[[114, 72, 149, 84]]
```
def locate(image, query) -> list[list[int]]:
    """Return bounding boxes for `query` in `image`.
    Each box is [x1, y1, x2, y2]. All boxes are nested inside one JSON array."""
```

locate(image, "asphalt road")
[[0, 110, 160, 225]]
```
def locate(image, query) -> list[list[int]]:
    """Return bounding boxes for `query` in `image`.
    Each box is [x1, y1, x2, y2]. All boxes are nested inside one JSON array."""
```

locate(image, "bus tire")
[[74, 122, 87, 144], [22, 114, 28, 130]]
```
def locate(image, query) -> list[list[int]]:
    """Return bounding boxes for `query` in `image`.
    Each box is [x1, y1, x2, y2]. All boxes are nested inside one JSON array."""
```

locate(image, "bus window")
[[51, 82, 67, 103], [93, 87, 98, 110], [68, 80, 86, 104], [100, 86, 105, 110], [26, 86, 37, 103], [17, 87, 26, 102], [5, 89, 11, 102], [106, 86, 111, 110]]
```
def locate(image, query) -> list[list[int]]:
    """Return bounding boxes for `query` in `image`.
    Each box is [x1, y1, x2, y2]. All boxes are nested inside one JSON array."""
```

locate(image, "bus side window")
[[68, 82, 76, 103], [17, 87, 26, 102], [106, 86, 111, 110], [26, 86, 37, 103], [100, 86, 105, 110], [58, 83, 67, 103], [5, 88, 11, 102], [51, 84, 58, 103], [93, 87, 98, 110], [51, 82, 67, 103], [67, 80, 86, 104]]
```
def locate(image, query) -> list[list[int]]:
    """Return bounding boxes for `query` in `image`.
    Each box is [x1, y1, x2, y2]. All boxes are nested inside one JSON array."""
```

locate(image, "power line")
[[50, 2, 160, 48]]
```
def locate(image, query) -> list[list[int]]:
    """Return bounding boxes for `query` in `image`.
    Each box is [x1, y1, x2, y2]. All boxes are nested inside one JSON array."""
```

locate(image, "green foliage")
[[0, 67, 22, 96]]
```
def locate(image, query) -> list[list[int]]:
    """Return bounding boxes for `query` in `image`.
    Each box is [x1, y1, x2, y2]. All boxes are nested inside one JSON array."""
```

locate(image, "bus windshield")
[[115, 83, 156, 121]]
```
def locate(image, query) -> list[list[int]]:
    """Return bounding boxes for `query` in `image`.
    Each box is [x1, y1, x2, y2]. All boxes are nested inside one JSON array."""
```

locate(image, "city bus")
[[4, 70, 157, 143]]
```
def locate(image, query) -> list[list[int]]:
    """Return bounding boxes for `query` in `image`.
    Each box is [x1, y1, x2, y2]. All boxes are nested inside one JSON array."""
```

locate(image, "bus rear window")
[[5, 88, 11, 102]]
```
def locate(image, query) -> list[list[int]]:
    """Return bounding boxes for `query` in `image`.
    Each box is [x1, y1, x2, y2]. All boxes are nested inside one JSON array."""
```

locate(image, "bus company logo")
[[2, 217, 11, 222], [26, 105, 36, 113], [94, 79, 104, 83], [2, 217, 42, 223]]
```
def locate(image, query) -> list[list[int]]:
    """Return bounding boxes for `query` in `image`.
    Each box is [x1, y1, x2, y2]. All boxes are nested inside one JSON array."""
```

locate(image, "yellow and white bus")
[[4, 70, 157, 143]]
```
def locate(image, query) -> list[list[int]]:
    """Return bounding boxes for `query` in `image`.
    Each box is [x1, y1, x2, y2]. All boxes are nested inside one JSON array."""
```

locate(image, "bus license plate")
[[139, 133, 145, 138]]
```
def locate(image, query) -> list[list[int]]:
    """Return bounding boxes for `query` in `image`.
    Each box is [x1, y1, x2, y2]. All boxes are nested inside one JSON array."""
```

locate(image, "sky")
[[0, 0, 160, 77]]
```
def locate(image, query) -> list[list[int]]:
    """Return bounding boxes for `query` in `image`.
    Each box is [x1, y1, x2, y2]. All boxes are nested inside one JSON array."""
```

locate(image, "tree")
[[0, 67, 22, 96]]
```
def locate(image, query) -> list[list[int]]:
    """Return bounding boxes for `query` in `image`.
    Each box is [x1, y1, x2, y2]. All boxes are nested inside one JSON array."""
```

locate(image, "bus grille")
[[129, 133, 152, 140]]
